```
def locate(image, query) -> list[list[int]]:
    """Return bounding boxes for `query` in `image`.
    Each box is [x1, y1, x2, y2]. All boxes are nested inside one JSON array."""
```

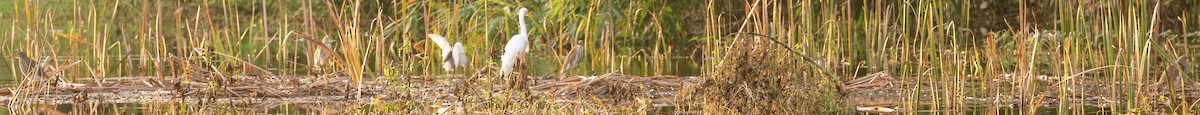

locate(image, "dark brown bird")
[[1167, 56, 1191, 89], [15, 52, 45, 78], [14, 51, 67, 87]]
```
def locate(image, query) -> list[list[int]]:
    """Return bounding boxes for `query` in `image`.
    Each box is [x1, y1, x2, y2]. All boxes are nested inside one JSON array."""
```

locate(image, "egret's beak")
[[525, 12, 532, 16]]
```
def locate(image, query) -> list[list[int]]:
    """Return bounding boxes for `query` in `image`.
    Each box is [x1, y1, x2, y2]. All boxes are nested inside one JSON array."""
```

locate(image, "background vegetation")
[[2, 0, 1198, 114]]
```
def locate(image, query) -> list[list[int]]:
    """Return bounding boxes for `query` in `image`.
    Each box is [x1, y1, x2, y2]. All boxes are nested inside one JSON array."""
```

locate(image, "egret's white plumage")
[[427, 34, 454, 57], [427, 34, 469, 70], [516, 8, 529, 35], [500, 8, 530, 75], [452, 42, 467, 68]]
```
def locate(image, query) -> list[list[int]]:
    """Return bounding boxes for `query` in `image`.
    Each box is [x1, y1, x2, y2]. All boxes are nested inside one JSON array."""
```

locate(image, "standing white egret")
[[500, 8, 530, 75], [426, 34, 469, 71]]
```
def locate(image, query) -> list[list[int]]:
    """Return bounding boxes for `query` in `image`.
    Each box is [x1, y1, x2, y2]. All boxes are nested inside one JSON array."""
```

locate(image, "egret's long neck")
[[518, 14, 527, 35]]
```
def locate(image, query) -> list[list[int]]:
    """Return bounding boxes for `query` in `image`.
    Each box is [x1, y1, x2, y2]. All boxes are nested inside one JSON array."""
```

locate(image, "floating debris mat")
[[0, 73, 410, 105], [531, 72, 700, 107]]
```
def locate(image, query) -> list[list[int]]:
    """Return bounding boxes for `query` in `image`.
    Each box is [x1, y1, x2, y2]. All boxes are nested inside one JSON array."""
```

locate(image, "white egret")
[[500, 8, 530, 75], [426, 34, 469, 70], [452, 43, 467, 67]]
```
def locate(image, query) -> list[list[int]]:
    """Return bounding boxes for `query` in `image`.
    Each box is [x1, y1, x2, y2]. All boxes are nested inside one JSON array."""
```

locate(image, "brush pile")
[[683, 37, 804, 114], [531, 72, 694, 106], [842, 71, 908, 97], [0, 72, 398, 105], [841, 71, 908, 113]]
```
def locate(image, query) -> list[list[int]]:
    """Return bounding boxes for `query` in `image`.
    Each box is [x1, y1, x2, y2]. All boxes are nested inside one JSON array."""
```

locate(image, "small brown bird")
[[1167, 56, 1191, 89], [310, 37, 336, 73], [559, 41, 586, 76], [15, 51, 45, 78], [14, 51, 68, 87]]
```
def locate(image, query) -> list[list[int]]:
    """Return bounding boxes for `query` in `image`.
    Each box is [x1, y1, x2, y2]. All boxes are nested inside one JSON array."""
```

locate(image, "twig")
[[1052, 65, 1131, 86]]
